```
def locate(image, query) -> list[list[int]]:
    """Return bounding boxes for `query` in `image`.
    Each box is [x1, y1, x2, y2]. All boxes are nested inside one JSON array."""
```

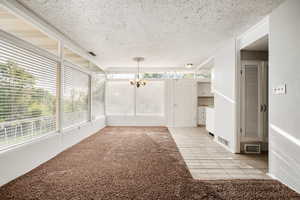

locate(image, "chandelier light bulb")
[[130, 57, 146, 88]]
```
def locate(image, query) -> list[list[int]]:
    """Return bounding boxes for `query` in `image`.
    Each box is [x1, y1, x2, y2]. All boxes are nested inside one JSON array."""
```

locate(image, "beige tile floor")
[[168, 127, 270, 180]]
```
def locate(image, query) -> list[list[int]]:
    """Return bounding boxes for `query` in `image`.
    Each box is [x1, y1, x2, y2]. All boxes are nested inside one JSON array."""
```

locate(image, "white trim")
[[270, 123, 300, 147], [235, 17, 270, 154], [0, 131, 59, 155], [88, 75, 92, 122], [195, 56, 214, 71], [267, 157, 300, 193], [57, 41, 64, 133], [234, 38, 241, 153], [214, 89, 235, 104], [237, 16, 269, 50], [64, 60, 94, 76]]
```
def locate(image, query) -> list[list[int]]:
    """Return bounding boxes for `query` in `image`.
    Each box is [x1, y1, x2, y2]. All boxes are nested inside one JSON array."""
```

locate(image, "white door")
[[173, 80, 197, 127], [241, 61, 268, 141], [258, 62, 268, 142]]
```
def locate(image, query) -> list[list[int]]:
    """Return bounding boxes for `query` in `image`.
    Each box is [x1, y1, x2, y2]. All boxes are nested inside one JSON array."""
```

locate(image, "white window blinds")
[[63, 64, 89, 128], [92, 74, 105, 119], [0, 38, 57, 149]]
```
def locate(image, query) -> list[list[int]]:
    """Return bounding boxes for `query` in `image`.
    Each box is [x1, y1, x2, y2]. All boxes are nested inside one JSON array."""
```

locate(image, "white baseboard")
[[267, 173, 300, 194]]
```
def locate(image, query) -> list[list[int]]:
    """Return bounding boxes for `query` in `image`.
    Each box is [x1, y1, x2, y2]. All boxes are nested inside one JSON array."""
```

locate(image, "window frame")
[[0, 29, 102, 151], [62, 62, 91, 130], [91, 73, 106, 120], [0, 29, 60, 151]]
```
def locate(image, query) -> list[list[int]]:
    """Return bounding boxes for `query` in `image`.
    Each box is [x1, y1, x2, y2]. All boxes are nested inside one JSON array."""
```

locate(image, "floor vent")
[[218, 136, 229, 146], [244, 144, 261, 154]]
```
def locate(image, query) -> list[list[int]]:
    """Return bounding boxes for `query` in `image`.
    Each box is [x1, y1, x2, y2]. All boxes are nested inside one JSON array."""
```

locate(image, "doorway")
[[238, 35, 269, 158]]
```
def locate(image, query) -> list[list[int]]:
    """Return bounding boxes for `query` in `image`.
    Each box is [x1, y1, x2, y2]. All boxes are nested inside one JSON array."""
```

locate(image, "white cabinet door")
[[173, 80, 197, 127]]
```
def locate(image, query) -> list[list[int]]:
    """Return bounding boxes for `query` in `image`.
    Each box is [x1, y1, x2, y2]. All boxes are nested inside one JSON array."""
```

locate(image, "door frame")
[[235, 16, 269, 153]]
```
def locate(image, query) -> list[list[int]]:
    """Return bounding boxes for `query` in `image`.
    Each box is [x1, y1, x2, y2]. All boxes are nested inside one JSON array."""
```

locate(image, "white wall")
[[106, 116, 166, 126], [269, 0, 300, 192], [0, 117, 106, 186], [213, 39, 237, 152]]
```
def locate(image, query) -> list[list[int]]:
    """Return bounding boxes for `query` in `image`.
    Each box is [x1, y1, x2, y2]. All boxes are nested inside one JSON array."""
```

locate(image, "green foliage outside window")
[[0, 61, 56, 123]]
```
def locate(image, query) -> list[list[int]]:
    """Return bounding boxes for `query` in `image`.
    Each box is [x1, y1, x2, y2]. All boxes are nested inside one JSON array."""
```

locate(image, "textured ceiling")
[[19, 0, 284, 69]]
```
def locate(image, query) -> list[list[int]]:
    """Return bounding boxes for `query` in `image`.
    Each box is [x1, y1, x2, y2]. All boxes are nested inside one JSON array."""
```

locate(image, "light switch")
[[272, 84, 286, 95]]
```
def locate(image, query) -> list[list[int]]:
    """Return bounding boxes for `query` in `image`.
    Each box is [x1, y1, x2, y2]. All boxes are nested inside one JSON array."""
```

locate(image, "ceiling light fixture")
[[130, 57, 146, 88]]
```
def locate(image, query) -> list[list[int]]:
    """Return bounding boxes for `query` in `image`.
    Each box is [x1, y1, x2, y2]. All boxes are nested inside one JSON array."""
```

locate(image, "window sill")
[[62, 121, 90, 133], [0, 131, 59, 155]]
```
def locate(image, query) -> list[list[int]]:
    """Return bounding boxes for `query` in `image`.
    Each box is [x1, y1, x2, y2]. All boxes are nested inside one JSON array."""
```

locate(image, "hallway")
[[169, 127, 269, 180], [0, 127, 297, 200]]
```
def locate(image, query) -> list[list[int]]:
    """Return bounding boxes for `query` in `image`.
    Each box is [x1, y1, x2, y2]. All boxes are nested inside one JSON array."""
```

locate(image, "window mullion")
[[89, 74, 93, 121], [57, 41, 64, 133]]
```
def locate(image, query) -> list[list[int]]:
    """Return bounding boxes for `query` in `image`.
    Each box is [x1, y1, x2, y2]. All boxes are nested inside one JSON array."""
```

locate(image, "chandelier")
[[130, 57, 146, 88]]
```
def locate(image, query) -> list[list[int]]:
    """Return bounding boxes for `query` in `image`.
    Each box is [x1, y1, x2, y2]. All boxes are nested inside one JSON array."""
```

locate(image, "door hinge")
[[240, 128, 242, 133], [240, 70, 243, 75]]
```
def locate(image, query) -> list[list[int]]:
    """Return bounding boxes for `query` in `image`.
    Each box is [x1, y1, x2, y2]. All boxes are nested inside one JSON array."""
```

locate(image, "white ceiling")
[[19, 0, 283, 69]]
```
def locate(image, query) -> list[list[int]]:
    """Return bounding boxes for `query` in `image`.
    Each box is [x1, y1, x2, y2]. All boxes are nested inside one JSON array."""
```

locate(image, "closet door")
[[241, 61, 267, 142], [258, 62, 268, 142], [241, 61, 259, 141], [173, 80, 197, 127]]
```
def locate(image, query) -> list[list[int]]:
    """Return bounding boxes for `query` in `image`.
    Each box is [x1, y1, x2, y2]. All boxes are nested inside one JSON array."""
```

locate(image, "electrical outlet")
[[272, 84, 286, 95]]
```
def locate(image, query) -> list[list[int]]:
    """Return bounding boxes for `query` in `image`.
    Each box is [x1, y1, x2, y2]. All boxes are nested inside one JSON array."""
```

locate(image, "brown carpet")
[[0, 126, 299, 200]]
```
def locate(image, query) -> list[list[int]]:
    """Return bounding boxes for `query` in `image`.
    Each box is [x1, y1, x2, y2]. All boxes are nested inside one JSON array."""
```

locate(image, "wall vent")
[[217, 136, 229, 146], [244, 144, 261, 154], [88, 51, 96, 56]]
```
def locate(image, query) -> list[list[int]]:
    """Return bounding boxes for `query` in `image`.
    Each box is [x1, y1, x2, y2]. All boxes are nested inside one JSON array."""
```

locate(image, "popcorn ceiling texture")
[[20, 0, 284, 68]]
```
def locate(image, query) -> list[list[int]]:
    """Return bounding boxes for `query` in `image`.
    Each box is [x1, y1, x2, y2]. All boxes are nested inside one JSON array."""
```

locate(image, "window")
[[63, 64, 89, 128], [142, 72, 167, 79], [105, 81, 165, 116], [106, 73, 135, 80], [195, 70, 211, 80], [92, 74, 105, 119], [105, 81, 135, 115], [167, 71, 195, 79], [136, 81, 164, 116], [0, 37, 57, 149]]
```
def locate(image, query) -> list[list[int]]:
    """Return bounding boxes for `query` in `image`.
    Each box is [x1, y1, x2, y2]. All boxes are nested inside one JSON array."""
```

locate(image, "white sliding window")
[[105, 81, 134, 115], [63, 64, 89, 128], [92, 74, 105, 119], [0, 37, 57, 149], [136, 81, 164, 116]]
